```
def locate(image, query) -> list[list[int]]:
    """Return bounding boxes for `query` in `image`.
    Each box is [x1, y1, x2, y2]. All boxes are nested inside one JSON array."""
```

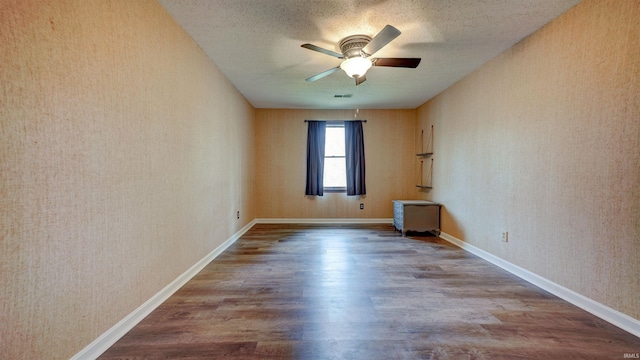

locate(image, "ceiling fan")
[[301, 25, 421, 86]]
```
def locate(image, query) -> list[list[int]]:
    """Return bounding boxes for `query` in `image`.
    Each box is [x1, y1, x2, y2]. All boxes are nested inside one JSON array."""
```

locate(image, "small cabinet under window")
[[393, 200, 441, 236]]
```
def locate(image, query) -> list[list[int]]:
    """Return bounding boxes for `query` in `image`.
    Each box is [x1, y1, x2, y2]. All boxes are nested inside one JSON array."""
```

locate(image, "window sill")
[[324, 187, 346, 193]]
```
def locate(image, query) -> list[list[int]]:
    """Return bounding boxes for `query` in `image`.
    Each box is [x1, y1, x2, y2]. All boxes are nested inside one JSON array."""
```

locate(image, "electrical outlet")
[[360, 203, 364, 210], [502, 232, 508, 242], [236, 211, 240, 220]]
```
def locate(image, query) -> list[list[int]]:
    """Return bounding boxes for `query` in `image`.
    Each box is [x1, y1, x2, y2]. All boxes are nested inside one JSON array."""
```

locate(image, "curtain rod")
[[304, 120, 367, 123]]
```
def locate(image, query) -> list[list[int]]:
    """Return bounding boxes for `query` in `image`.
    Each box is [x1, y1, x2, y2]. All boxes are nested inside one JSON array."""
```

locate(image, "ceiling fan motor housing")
[[339, 35, 372, 58]]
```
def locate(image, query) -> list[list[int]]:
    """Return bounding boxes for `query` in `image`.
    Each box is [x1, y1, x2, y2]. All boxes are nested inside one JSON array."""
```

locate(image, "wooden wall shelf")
[[416, 125, 434, 189]]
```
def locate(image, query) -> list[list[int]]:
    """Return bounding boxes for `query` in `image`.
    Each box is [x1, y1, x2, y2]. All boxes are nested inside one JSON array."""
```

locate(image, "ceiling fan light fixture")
[[340, 57, 372, 78]]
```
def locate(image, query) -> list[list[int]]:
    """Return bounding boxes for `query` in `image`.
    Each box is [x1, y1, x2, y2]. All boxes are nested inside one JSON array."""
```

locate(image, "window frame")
[[323, 122, 347, 192]]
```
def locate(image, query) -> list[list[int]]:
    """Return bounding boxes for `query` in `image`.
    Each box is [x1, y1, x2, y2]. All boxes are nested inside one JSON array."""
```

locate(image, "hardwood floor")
[[99, 224, 640, 359]]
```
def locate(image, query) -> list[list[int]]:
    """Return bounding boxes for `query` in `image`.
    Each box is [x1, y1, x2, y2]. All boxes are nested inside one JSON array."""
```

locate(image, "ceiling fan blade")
[[362, 25, 401, 56], [355, 75, 367, 86], [301, 44, 344, 58], [305, 66, 341, 82], [372, 58, 421, 68]]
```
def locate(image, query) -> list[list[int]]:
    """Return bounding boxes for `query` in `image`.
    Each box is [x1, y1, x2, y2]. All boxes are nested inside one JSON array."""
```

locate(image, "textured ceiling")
[[158, 0, 580, 109]]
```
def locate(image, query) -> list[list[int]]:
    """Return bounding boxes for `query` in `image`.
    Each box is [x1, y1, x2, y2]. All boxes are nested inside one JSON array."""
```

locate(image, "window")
[[323, 124, 346, 190], [305, 120, 365, 196]]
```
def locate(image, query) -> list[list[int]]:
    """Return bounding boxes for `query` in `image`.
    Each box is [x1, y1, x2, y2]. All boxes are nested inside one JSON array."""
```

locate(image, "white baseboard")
[[439, 231, 640, 338], [255, 218, 393, 224], [74, 222, 637, 360], [71, 219, 257, 360]]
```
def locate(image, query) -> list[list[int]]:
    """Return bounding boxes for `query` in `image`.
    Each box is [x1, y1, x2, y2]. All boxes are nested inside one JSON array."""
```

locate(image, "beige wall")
[[417, 0, 639, 320], [2, 0, 637, 358], [0, 1, 254, 359], [255, 109, 417, 219]]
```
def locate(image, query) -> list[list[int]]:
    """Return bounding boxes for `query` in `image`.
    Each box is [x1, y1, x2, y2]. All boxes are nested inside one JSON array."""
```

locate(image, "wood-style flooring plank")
[[99, 224, 640, 359]]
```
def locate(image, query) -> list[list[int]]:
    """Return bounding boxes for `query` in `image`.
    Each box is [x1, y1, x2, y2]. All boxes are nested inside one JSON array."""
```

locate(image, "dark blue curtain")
[[345, 120, 366, 196], [305, 121, 326, 196]]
